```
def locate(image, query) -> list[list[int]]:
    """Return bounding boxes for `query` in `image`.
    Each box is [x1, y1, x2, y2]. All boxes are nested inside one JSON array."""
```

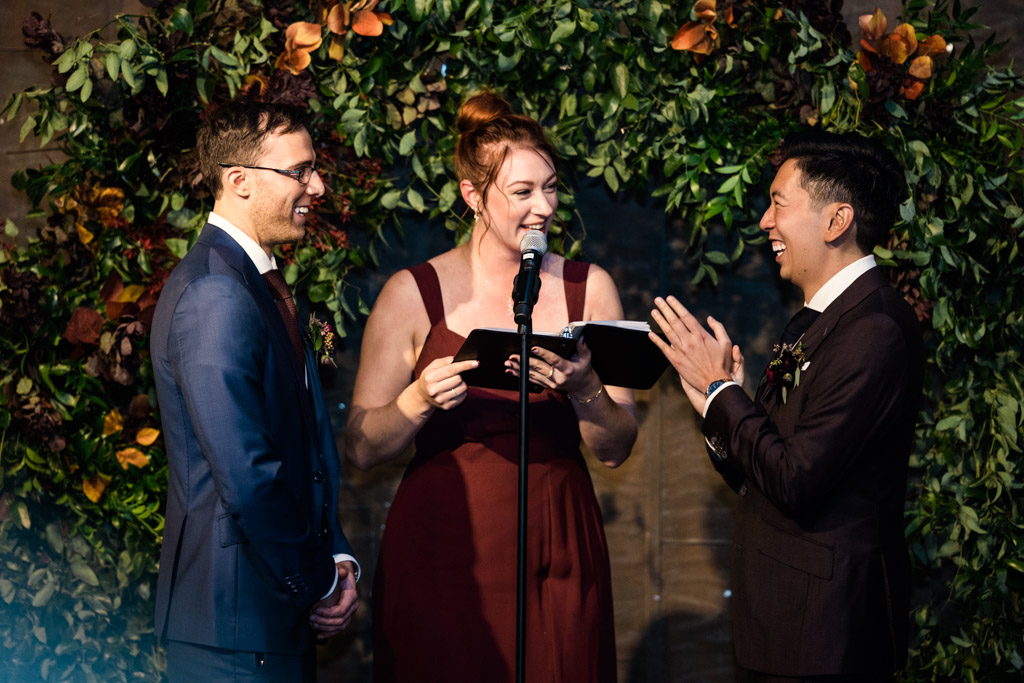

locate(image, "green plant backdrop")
[[1, 0, 1021, 680]]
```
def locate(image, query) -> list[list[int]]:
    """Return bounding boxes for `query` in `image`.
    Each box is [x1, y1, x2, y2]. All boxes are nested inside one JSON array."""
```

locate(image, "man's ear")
[[223, 167, 251, 199], [459, 179, 481, 214], [823, 203, 855, 244]]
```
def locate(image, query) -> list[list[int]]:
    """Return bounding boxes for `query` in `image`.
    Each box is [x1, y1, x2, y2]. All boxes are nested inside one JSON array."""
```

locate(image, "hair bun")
[[456, 91, 513, 134]]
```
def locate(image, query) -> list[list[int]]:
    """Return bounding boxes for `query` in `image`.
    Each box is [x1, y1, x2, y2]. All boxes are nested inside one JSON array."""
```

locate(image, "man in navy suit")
[[650, 130, 923, 681], [151, 101, 358, 681]]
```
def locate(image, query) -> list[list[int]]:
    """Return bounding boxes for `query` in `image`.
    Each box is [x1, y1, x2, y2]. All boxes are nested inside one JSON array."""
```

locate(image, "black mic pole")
[[513, 230, 545, 683]]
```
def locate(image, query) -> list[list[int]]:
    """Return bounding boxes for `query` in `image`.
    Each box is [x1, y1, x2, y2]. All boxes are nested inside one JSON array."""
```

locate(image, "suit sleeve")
[[703, 313, 912, 516], [168, 274, 335, 608]]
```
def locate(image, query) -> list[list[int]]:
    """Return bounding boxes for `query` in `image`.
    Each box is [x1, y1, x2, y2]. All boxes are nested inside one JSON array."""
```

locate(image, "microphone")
[[511, 229, 547, 326]]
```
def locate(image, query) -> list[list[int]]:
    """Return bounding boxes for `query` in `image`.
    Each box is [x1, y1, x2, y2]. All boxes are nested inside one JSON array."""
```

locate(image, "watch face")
[[706, 380, 725, 397]]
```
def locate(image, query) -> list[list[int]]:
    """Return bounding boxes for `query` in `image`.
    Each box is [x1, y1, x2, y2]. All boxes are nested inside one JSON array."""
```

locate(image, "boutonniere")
[[765, 338, 807, 404], [308, 314, 337, 368]]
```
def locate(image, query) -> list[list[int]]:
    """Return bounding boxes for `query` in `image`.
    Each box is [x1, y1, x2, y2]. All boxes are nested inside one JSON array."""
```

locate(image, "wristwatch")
[[705, 378, 730, 398]]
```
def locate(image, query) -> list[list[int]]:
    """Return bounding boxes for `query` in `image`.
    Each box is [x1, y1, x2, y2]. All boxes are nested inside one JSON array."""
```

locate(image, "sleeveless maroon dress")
[[372, 261, 616, 683]]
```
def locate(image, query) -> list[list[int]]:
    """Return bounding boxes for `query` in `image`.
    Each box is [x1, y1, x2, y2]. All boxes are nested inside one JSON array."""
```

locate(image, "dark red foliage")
[[64, 307, 104, 346], [21, 12, 67, 61], [0, 269, 44, 334]]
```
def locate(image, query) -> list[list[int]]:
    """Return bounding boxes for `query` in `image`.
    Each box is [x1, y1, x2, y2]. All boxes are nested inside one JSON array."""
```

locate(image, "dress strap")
[[563, 260, 590, 323], [407, 262, 445, 327]]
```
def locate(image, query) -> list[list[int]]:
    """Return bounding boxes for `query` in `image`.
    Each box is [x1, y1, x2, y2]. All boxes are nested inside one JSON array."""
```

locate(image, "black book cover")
[[453, 322, 668, 391]]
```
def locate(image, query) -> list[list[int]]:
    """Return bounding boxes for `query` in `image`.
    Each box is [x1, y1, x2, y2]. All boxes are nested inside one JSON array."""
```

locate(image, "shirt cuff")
[[702, 381, 738, 419], [319, 554, 361, 601]]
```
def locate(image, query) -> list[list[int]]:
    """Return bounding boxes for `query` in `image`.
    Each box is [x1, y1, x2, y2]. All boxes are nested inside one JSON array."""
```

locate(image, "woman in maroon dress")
[[345, 92, 638, 683]]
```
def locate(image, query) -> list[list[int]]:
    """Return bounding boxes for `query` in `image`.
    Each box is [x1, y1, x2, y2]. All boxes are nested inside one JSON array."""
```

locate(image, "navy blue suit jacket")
[[151, 224, 352, 654], [704, 267, 923, 676]]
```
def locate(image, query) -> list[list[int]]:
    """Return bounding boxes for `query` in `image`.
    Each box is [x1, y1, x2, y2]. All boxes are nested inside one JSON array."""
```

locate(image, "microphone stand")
[[511, 230, 544, 683], [515, 315, 530, 683]]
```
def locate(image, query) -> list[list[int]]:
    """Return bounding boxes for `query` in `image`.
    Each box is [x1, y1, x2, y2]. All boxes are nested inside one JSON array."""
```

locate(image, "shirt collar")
[[207, 211, 278, 274], [806, 254, 876, 313]]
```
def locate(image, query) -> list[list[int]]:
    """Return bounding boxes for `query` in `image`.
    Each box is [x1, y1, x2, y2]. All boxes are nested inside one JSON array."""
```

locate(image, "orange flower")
[[276, 21, 323, 75], [856, 7, 949, 101], [326, 1, 394, 62], [671, 0, 721, 57]]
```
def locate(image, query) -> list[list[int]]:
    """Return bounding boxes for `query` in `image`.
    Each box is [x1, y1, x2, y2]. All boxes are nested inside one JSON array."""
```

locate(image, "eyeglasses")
[[218, 162, 318, 184]]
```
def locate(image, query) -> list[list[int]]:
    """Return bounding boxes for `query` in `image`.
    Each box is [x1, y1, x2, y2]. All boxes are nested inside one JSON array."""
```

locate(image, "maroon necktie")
[[262, 269, 305, 370]]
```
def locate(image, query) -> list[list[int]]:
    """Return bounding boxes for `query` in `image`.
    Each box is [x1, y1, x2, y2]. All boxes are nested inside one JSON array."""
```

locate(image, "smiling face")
[[245, 126, 324, 253], [477, 146, 558, 250], [759, 158, 835, 298]]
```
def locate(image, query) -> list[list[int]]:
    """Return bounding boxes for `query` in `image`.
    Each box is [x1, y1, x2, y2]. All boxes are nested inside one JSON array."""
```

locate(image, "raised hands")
[[649, 296, 744, 414]]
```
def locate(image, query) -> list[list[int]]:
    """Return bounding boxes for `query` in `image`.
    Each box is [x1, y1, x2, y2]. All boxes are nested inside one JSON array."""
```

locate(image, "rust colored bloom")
[[856, 7, 949, 101], [671, 0, 721, 56], [65, 307, 104, 346], [276, 21, 323, 75], [326, 0, 394, 62]]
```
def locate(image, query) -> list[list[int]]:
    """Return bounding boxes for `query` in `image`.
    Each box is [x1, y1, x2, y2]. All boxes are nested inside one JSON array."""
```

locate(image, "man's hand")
[[650, 296, 742, 414], [310, 561, 358, 641]]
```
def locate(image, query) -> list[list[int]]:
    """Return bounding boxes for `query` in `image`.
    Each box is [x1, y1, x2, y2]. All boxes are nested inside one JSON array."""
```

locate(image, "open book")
[[453, 320, 668, 392]]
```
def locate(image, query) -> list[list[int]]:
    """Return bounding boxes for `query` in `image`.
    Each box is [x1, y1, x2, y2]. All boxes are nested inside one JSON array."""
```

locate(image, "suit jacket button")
[[739, 484, 748, 496], [312, 470, 325, 483]]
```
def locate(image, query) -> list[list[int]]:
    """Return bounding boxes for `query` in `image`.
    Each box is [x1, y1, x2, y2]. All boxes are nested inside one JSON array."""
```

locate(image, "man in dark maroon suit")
[[650, 130, 923, 682]]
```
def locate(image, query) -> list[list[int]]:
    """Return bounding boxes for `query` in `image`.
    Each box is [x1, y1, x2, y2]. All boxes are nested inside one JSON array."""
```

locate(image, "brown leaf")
[[352, 10, 384, 37], [917, 34, 947, 58], [671, 22, 711, 52], [135, 427, 160, 446], [329, 35, 345, 62], [327, 4, 349, 35], [286, 21, 323, 50], [83, 473, 109, 502], [103, 409, 123, 437], [892, 23, 918, 55], [129, 394, 151, 418], [901, 79, 925, 100], [880, 33, 910, 64], [859, 8, 887, 42], [65, 308, 104, 346], [116, 447, 150, 470], [907, 55, 932, 80]]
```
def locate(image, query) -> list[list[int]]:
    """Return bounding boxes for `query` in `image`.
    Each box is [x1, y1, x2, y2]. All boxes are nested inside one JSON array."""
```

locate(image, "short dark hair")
[[780, 129, 908, 253], [196, 101, 309, 197]]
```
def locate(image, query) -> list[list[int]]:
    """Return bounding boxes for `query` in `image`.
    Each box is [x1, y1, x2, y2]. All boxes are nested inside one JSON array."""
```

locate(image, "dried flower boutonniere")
[[308, 314, 338, 368], [765, 339, 807, 404]]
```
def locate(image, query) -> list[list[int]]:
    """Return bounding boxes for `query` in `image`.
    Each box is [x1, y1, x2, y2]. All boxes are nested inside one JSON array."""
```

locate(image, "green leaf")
[[399, 131, 416, 156], [4, 219, 17, 237], [407, 188, 426, 212], [31, 581, 55, 608], [551, 20, 576, 44], [119, 38, 138, 61], [169, 6, 195, 36], [381, 190, 402, 210], [165, 238, 189, 259], [611, 62, 629, 100], [105, 52, 121, 81], [71, 560, 100, 587], [65, 64, 88, 93]]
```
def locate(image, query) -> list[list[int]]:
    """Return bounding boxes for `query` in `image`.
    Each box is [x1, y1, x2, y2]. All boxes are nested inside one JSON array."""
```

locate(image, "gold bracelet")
[[570, 385, 604, 404]]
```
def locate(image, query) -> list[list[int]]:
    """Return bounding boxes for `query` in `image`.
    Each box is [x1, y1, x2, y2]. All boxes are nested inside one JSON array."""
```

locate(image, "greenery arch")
[[1, 0, 1021, 680]]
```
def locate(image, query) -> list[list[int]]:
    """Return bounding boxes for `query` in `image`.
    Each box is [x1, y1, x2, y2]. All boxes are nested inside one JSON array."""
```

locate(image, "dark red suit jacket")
[[703, 267, 923, 676]]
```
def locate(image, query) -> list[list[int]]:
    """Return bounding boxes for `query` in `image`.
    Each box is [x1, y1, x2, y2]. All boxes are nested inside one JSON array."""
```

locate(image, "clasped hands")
[[309, 560, 358, 641], [649, 296, 744, 414]]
